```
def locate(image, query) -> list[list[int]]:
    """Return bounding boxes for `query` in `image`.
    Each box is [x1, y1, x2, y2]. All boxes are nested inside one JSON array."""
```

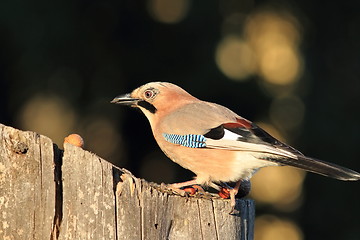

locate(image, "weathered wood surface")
[[0, 123, 255, 240]]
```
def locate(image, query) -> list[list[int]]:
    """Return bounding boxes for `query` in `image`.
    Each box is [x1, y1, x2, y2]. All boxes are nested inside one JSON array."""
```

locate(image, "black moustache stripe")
[[138, 100, 157, 114]]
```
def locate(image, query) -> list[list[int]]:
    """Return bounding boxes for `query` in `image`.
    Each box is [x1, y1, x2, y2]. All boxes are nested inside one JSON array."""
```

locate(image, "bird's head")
[[111, 82, 198, 118]]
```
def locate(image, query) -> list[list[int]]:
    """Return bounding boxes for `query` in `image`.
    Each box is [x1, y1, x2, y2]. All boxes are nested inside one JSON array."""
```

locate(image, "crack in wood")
[[50, 144, 63, 240], [196, 199, 205, 240], [112, 167, 122, 240], [211, 200, 220, 240]]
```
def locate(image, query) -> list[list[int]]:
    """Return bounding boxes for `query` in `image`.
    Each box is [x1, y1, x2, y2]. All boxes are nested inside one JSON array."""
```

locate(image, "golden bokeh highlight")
[[244, 10, 303, 85], [245, 11, 301, 51], [16, 94, 125, 165], [255, 215, 303, 240], [250, 166, 305, 210], [17, 94, 77, 146], [214, 10, 308, 234], [250, 122, 305, 210], [147, 0, 190, 24], [258, 45, 302, 85], [216, 10, 304, 86], [215, 36, 256, 80]]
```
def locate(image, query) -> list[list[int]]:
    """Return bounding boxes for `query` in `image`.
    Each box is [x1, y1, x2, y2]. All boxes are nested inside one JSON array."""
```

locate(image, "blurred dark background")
[[1, 1, 359, 239]]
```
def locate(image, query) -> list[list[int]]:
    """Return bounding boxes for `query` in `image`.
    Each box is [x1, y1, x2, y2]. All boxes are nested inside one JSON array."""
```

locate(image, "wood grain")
[[0, 124, 254, 240]]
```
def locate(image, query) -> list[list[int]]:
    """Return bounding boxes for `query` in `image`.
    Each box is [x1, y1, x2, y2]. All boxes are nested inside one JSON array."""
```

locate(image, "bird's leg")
[[229, 180, 242, 214], [168, 179, 202, 196], [218, 181, 242, 214], [208, 182, 221, 191], [169, 179, 200, 189]]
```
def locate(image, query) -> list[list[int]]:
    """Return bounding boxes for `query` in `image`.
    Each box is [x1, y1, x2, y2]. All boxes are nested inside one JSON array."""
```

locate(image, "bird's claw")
[[218, 186, 238, 214], [168, 184, 204, 196], [218, 187, 231, 199]]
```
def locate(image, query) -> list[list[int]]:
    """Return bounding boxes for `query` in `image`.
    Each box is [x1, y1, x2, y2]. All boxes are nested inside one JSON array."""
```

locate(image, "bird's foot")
[[218, 187, 237, 214], [168, 180, 202, 196], [168, 183, 204, 196], [183, 185, 204, 195], [217, 180, 244, 214], [218, 187, 230, 199], [190, 184, 205, 193]]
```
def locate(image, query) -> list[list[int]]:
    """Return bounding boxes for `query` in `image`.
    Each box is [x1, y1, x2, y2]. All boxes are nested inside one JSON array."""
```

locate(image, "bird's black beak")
[[110, 93, 140, 106]]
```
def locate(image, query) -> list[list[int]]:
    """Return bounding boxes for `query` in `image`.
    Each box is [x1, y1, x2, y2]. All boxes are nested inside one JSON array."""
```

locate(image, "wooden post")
[[0, 124, 254, 240]]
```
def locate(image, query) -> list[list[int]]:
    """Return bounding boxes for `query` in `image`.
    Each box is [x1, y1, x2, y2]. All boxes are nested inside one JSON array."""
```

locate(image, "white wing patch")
[[222, 129, 242, 140]]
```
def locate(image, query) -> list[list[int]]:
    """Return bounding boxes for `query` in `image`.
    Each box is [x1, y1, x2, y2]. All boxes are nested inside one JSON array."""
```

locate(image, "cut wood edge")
[[0, 123, 254, 240]]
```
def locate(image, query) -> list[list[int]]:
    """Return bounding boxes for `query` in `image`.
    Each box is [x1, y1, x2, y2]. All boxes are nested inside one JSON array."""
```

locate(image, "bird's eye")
[[144, 90, 154, 99]]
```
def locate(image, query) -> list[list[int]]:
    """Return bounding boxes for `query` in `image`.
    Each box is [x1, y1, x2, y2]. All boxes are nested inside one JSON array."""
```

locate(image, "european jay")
[[111, 82, 360, 211]]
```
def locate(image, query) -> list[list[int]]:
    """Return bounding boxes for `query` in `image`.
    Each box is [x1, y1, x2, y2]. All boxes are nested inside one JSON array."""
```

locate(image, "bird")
[[111, 82, 360, 212]]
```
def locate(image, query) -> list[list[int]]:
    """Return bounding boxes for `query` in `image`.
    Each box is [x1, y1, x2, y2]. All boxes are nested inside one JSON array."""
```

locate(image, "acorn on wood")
[[64, 134, 84, 148]]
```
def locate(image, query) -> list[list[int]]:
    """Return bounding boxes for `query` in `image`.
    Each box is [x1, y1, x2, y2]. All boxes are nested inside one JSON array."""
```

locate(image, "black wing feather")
[[203, 125, 224, 140], [204, 123, 360, 181], [261, 155, 360, 181]]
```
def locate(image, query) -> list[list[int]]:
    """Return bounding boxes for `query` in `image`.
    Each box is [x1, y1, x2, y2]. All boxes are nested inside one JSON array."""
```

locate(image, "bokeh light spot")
[[255, 215, 303, 240], [250, 166, 305, 210], [244, 10, 303, 85], [147, 0, 190, 24], [17, 94, 76, 146], [245, 11, 301, 49], [259, 45, 302, 85], [215, 35, 256, 81]]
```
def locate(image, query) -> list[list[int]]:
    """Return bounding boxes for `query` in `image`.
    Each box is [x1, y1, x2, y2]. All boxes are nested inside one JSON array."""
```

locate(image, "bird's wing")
[[160, 101, 241, 135], [161, 102, 360, 181], [162, 101, 300, 158], [204, 121, 360, 181]]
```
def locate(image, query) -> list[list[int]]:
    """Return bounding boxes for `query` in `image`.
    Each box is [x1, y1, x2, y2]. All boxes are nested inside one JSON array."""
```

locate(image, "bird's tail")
[[205, 138, 360, 181], [263, 155, 360, 181]]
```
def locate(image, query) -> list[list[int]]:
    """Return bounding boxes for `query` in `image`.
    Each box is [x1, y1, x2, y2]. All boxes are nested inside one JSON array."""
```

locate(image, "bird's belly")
[[159, 143, 277, 184]]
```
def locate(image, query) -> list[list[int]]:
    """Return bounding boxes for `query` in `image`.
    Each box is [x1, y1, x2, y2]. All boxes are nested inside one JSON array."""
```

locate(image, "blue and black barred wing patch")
[[163, 133, 206, 148]]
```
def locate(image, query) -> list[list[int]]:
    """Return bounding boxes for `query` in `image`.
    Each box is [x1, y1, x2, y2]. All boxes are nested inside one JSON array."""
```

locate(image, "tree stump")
[[0, 124, 254, 239]]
